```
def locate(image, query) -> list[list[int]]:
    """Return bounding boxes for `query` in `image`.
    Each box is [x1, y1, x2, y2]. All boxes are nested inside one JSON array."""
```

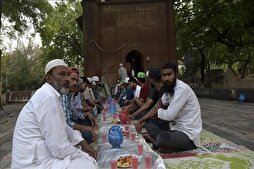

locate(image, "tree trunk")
[[241, 52, 251, 79], [199, 47, 206, 83], [0, 0, 4, 114]]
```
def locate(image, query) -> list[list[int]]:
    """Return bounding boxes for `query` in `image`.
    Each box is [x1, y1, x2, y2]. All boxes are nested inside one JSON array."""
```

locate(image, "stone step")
[[0, 152, 11, 169], [0, 130, 14, 145]]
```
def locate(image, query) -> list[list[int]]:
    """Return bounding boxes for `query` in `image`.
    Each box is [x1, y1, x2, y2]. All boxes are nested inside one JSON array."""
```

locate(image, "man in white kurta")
[[12, 59, 97, 169]]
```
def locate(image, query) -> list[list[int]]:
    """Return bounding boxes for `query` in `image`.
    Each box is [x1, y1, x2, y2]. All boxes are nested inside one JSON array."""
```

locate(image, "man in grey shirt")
[[119, 63, 128, 81]]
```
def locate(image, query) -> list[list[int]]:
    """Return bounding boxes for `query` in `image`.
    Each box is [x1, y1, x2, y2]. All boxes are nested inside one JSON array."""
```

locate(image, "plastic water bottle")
[[239, 94, 246, 104], [110, 102, 116, 114]]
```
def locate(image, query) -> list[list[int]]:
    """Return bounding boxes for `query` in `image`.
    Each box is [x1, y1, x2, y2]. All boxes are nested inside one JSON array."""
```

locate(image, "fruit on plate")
[[117, 155, 133, 167]]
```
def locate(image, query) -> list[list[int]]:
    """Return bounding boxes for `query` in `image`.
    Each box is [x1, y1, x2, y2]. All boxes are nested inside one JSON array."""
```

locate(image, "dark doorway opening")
[[126, 50, 144, 77]]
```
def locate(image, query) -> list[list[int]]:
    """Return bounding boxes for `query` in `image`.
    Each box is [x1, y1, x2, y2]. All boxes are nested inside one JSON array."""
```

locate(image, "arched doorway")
[[126, 50, 144, 77]]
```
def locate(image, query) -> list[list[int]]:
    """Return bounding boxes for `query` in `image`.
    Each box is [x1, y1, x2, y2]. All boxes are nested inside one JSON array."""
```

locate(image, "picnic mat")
[[162, 130, 254, 169]]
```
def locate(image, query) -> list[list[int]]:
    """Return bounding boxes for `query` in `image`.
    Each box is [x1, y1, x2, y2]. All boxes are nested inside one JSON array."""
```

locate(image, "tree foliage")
[[1, 41, 44, 90], [175, 0, 254, 82], [39, 1, 84, 67], [2, 0, 52, 33]]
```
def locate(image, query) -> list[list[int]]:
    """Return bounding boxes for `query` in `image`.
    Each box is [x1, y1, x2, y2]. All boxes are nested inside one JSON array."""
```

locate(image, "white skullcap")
[[119, 63, 123, 67], [124, 77, 130, 84], [87, 77, 93, 83], [92, 76, 99, 82], [45, 59, 68, 75], [146, 70, 149, 77], [125, 77, 130, 82]]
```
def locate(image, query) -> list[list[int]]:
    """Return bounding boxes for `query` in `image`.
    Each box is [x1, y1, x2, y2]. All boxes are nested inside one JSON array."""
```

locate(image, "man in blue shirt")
[[61, 67, 96, 144]]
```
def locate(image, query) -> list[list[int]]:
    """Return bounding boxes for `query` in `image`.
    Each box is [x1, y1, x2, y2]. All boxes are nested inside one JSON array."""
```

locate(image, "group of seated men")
[[12, 59, 99, 168], [11, 59, 202, 169], [61, 67, 106, 144], [114, 63, 202, 154]]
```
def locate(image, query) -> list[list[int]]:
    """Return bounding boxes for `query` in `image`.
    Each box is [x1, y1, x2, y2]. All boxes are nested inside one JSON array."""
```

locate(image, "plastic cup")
[[144, 154, 152, 169], [131, 132, 136, 141], [125, 131, 130, 140], [131, 156, 139, 169], [128, 118, 132, 124], [124, 125, 130, 132], [103, 115, 106, 121], [137, 143, 143, 155], [102, 133, 107, 143], [113, 114, 117, 120], [110, 159, 117, 169]]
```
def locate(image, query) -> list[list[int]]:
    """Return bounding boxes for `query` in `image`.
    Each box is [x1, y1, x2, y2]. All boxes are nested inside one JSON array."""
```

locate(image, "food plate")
[[114, 154, 141, 168]]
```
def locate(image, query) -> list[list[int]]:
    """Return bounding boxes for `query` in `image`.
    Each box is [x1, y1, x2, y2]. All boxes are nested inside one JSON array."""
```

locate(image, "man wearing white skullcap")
[[12, 59, 97, 169], [92, 76, 99, 82]]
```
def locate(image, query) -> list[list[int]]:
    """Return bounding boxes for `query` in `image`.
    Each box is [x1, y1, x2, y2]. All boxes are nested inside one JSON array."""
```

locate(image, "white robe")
[[12, 83, 97, 169]]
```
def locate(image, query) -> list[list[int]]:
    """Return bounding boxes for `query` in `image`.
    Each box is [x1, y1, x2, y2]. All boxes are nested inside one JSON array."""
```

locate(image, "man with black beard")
[[137, 62, 202, 154]]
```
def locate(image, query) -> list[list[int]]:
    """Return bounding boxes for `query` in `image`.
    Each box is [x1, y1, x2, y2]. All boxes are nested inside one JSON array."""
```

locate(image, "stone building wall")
[[82, 0, 176, 86]]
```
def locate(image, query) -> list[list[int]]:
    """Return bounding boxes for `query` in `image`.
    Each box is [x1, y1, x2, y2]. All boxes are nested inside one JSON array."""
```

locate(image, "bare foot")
[[142, 133, 155, 143]]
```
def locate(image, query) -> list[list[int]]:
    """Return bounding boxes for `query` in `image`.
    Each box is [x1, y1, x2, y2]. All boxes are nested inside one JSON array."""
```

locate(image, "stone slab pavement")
[[0, 98, 253, 168], [199, 97, 254, 150]]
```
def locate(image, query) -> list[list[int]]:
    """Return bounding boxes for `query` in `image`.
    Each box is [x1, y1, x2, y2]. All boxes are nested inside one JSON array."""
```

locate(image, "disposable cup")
[[137, 143, 143, 155], [144, 154, 152, 169], [124, 125, 130, 132], [102, 133, 107, 143], [131, 156, 139, 169], [125, 131, 130, 140], [110, 159, 117, 169], [131, 132, 136, 141], [103, 115, 106, 121]]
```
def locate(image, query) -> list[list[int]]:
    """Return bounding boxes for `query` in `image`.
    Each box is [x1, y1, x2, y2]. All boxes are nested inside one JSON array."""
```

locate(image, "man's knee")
[[81, 131, 93, 144]]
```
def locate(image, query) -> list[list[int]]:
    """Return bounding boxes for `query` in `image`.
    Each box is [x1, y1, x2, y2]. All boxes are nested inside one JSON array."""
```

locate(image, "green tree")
[[39, 1, 84, 67], [175, 0, 254, 83], [2, 41, 44, 91], [0, 0, 51, 112]]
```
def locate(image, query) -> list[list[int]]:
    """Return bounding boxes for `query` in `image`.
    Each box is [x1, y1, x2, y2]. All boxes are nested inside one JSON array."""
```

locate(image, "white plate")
[[114, 154, 141, 168]]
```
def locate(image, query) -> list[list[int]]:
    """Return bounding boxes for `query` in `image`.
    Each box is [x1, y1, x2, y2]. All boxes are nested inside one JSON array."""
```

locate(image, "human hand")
[[161, 94, 169, 106], [80, 140, 97, 160], [136, 121, 145, 133], [91, 129, 97, 141], [128, 114, 133, 121], [87, 112, 95, 126]]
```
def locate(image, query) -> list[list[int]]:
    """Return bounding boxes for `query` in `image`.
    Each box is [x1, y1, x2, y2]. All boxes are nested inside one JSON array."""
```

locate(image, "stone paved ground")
[[199, 98, 254, 150], [0, 103, 25, 160], [0, 98, 253, 168]]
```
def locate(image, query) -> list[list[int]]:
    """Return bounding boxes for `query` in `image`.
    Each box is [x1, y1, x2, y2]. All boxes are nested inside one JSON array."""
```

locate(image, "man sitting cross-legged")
[[61, 67, 97, 144], [128, 67, 164, 120], [125, 72, 150, 114], [137, 62, 202, 154]]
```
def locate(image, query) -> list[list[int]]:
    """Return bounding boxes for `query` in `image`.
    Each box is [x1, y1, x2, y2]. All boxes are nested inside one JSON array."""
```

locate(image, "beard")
[[52, 80, 69, 95], [60, 87, 69, 94], [150, 83, 155, 88], [162, 77, 176, 94]]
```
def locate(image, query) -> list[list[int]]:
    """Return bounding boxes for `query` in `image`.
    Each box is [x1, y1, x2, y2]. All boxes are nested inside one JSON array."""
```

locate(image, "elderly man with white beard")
[[12, 59, 97, 169]]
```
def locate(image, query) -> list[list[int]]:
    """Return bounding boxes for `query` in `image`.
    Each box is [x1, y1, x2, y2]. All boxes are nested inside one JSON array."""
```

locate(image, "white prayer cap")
[[87, 77, 93, 83], [119, 63, 123, 67], [123, 77, 129, 84], [146, 70, 149, 77], [45, 59, 68, 75], [92, 76, 99, 82]]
